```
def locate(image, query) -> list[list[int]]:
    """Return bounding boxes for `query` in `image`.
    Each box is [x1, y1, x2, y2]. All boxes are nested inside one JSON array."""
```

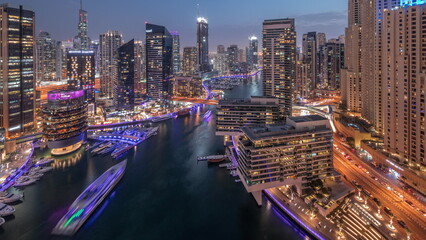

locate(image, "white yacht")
[[151, 114, 173, 123], [30, 166, 53, 173], [0, 203, 15, 216], [0, 192, 23, 204]]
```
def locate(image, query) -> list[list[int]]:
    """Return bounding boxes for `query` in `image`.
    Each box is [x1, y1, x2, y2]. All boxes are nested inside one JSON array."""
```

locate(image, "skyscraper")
[[74, 0, 90, 50], [67, 50, 95, 103], [0, 4, 36, 138], [99, 30, 123, 98], [383, 2, 426, 166], [247, 36, 259, 69], [171, 31, 181, 75], [226, 45, 239, 73], [341, 0, 362, 112], [145, 23, 173, 100], [324, 40, 344, 90], [183, 47, 198, 76], [55, 40, 73, 80], [36, 31, 57, 85], [262, 18, 296, 118], [302, 32, 318, 92], [134, 40, 145, 95], [115, 39, 135, 110], [196, 17, 209, 73]]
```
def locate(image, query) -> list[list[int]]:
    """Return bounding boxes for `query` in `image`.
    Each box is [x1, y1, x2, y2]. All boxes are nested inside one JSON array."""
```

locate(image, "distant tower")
[[74, 0, 90, 50], [67, 50, 95, 103], [171, 31, 181, 75], [99, 30, 123, 98], [197, 17, 209, 73], [36, 31, 57, 85], [115, 39, 135, 110], [247, 36, 258, 68]]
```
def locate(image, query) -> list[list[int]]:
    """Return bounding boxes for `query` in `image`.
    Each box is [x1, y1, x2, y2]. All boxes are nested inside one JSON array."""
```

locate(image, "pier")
[[197, 155, 227, 163]]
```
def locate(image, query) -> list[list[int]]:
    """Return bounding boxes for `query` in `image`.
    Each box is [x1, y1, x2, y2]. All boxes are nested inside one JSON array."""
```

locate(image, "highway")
[[333, 143, 426, 240]]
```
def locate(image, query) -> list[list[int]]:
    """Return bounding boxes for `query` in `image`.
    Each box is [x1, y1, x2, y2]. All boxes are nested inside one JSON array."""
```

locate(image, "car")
[[397, 220, 407, 228], [405, 200, 415, 208], [362, 189, 373, 198], [355, 163, 360, 168], [380, 181, 388, 187], [418, 209, 426, 217], [384, 207, 393, 217], [373, 198, 380, 205], [371, 176, 378, 181]]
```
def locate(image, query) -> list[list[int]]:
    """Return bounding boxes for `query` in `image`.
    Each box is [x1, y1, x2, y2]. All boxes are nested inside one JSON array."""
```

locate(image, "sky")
[[10, 0, 347, 51]]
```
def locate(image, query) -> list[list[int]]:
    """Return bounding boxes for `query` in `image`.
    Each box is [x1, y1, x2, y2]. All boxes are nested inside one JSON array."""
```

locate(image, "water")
[[0, 76, 308, 240]]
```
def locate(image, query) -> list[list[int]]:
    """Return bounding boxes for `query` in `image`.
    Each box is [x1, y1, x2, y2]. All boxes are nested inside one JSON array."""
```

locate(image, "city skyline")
[[8, 0, 347, 50]]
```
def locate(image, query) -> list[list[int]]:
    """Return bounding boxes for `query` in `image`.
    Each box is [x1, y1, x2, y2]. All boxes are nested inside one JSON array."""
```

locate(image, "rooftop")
[[289, 115, 327, 123]]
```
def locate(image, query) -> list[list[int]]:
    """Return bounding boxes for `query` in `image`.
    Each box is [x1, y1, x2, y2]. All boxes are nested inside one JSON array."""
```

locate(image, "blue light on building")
[[400, 0, 426, 6]]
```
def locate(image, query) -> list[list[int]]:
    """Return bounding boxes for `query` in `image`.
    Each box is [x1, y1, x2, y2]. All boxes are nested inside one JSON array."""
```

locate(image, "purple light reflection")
[[48, 90, 84, 101]]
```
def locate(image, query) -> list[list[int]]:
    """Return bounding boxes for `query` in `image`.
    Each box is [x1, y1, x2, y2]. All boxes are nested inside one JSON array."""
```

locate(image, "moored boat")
[[0, 192, 23, 204], [0, 203, 15, 216]]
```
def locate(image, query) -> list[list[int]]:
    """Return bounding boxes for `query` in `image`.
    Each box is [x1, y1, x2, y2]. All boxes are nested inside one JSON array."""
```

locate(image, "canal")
[[0, 75, 308, 240]]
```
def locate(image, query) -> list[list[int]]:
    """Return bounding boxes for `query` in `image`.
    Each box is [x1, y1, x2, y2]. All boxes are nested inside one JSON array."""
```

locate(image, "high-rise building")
[[183, 47, 198, 76], [217, 45, 225, 54], [236, 115, 334, 205], [36, 31, 57, 85], [90, 40, 100, 74], [171, 31, 181, 75], [0, 4, 36, 138], [213, 52, 227, 74], [215, 96, 281, 136], [74, 0, 90, 50], [324, 40, 344, 90], [302, 32, 319, 92], [145, 23, 173, 100], [226, 45, 239, 73], [99, 30, 123, 98], [247, 36, 259, 69], [43, 89, 88, 155], [171, 76, 203, 98], [55, 41, 73, 80], [66, 50, 95, 103], [115, 39, 135, 110], [383, 2, 426, 166], [196, 17, 209, 72], [262, 18, 296, 118], [341, 0, 362, 112], [134, 40, 145, 95]]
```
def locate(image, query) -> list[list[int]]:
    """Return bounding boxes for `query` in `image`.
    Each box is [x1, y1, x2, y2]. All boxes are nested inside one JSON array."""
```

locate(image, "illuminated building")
[[171, 31, 181, 75], [323, 39, 344, 90], [183, 47, 198, 76], [196, 17, 210, 72], [226, 45, 239, 73], [236, 115, 334, 205], [383, 3, 426, 166], [145, 23, 173, 100], [171, 76, 203, 98], [100, 30, 122, 98], [262, 18, 296, 118], [115, 39, 135, 110], [36, 31, 57, 85], [43, 89, 88, 155], [74, 0, 90, 50], [302, 32, 327, 92], [56, 41, 73, 80], [66, 50, 95, 103], [247, 36, 258, 69], [0, 4, 36, 138], [134, 40, 146, 95], [216, 96, 281, 136]]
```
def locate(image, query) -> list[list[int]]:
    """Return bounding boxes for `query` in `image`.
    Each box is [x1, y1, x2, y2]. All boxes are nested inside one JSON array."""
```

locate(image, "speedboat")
[[0, 192, 23, 204], [30, 166, 53, 173], [151, 114, 173, 123], [35, 158, 54, 166], [0, 203, 15, 216], [14, 177, 37, 187]]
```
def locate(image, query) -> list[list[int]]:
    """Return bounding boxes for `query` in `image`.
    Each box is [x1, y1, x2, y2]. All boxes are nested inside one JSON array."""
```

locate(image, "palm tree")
[[404, 227, 412, 240], [374, 199, 382, 218]]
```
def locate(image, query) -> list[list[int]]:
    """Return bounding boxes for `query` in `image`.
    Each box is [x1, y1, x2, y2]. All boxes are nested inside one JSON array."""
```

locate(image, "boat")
[[151, 114, 173, 123], [35, 158, 54, 166], [30, 166, 53, 173], [144, 127, 159, 139], [52, 160, 127, 236], [0, 203, 15, 216], [177, 108, 190, 117], [0, 217, 4, 227], [0, 192, 23, 204], [203, 110, 212, 119], [14, 177, 37, 187]]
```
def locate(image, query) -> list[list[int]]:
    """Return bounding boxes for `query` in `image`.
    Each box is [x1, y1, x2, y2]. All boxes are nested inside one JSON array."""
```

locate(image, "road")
[[334, 147, 425, 240]]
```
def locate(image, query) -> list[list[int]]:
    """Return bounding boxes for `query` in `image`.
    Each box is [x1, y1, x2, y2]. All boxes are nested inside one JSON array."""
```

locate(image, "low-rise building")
[[236, 115, 334, 205], [216, 96, 281, 136]]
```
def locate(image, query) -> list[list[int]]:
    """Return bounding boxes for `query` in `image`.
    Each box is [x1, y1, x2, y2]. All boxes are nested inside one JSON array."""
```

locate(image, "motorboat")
[[151, 114, 173, 123], [52, 160, 127, 236], [30, 166, 53, 173], [14, 177, 37, 187], [0, 217, 4, 226], [0, 192, 23, 204], [35, 158, 54, 166], [0, 203, 15, 216]]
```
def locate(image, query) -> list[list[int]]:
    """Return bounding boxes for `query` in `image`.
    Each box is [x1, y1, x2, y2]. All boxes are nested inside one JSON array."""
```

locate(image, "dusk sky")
[[10, 0, 347, 50]]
